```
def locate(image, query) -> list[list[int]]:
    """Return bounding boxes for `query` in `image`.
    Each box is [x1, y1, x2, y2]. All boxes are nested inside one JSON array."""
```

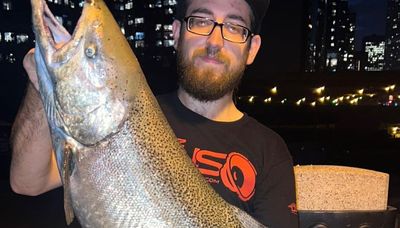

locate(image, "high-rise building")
[[303, 0, 356, 72], [106, 0, 177, 67], [362, 35, 385, 71], [385, 0, 400, 70], [0, 0, 34, 64], [1, 0, 178, 92], [1, 0, 177, 67]]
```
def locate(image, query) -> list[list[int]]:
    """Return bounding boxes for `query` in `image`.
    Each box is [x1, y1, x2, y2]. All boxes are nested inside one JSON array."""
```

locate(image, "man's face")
[[173, 0, 261, 102]]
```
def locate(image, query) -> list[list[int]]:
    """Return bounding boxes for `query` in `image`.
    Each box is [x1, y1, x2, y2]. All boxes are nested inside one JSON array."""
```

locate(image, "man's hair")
[[175, 0, 270, 34]]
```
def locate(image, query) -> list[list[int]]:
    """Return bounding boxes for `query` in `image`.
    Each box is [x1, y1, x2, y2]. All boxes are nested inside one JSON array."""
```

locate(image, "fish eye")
[[85, 45, 96, 58]]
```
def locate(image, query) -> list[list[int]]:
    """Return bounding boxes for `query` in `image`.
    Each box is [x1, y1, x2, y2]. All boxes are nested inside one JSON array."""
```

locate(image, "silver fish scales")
[[31, 0, 266, 227]]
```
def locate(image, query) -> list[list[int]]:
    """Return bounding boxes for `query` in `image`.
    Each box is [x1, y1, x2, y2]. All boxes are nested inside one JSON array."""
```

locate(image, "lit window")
[[165, 8, 174, 15], [4, 32, 14, 42], [135, 18, 144, 24], [135, 40, 145, 48], [163, 40, 174, 47], [16, 34, 29, 44], [6, 53, 16, 64], [163, 0, 177, 6], [3, 0, 12, 10], [127, 35, 134, 41], [64, 0, 69, 5], [0, 33, 2, 42], [164, 31, 173, 39], [156, 0, 162, 8], [155, 24, 162, 31], [156, 40, 163, 46], [128, 20, 134, 25], [135, 32, 145, 40], [125, 2, 133, 10], [163, 25, 173, 31]]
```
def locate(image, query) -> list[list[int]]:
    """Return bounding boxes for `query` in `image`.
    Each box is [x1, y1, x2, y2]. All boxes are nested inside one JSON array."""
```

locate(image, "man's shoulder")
[[241, 115, 292, 161], [242, 115, 282, 141]]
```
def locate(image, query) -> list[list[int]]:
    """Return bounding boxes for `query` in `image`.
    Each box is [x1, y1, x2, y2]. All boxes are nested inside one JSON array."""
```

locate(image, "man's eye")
[[195, 19, 211, 27], [226, 25, 242, 34]]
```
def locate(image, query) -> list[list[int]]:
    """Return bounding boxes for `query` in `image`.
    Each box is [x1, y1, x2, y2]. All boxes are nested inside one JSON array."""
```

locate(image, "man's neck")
[[177, 88, 243, 122]]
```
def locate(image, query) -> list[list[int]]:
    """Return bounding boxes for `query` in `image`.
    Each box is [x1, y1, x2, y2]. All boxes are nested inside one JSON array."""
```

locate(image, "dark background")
[[1, 0, 399, 227]]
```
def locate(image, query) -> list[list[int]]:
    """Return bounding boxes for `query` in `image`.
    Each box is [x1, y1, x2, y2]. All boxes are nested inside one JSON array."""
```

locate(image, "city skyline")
[[348, 0, 387, 51], [1, 0, 399, 112], [0, 0, 396, 73]]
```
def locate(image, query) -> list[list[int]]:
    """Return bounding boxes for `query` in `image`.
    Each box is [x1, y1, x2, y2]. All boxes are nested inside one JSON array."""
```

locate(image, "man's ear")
[[246, 35, 262, 65], [172, 19, 182, 50]]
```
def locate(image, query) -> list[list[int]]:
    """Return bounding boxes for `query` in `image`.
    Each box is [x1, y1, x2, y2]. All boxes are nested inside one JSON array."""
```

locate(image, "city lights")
[[238, 81, 400, 107], [313, 86, 325, 95], [270, 87, 278, 95]]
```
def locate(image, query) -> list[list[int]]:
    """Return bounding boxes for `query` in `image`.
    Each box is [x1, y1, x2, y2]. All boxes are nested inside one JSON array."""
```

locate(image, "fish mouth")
[[34, 0, 89, 64]]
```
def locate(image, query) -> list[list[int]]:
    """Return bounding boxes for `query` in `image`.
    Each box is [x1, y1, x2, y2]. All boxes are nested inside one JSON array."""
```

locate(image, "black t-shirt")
[[157, 92, 299, 228]]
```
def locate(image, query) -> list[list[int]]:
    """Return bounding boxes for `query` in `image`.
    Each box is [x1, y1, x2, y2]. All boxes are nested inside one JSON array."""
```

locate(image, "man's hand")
[[23, 48, 39, 90], [9, 49, 61, 196]]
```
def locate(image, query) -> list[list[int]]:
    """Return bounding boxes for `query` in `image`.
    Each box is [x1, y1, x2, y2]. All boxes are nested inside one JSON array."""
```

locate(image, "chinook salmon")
[[31, 0, 266, 227]]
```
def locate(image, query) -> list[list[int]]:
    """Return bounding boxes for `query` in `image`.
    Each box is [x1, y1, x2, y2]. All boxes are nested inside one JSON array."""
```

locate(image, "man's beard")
[[176, 45, 248, 102]]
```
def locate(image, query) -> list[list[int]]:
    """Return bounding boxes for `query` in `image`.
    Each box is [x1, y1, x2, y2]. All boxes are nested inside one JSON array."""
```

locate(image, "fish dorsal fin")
[[63, 143, 76, 225]]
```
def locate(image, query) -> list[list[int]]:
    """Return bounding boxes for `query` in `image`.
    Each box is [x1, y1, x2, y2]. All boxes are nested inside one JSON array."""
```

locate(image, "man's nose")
[[206, 25, 224, 48]]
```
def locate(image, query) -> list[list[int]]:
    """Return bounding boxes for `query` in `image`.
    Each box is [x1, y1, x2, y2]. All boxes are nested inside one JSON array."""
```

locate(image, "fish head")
[[32, 0, 143, 146]]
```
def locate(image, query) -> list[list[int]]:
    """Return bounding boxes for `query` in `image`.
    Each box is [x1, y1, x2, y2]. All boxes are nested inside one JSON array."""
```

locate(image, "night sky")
[[348, 0, 388, 50], [248, 0, 389, 76]]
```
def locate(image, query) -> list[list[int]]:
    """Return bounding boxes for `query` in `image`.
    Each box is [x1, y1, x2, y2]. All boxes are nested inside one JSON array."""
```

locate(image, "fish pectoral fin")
[[63, 143, 76, 225]]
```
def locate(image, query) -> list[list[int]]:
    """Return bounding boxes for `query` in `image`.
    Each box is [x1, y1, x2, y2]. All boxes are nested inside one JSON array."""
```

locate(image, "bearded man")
[[10, 0, 298, 227]]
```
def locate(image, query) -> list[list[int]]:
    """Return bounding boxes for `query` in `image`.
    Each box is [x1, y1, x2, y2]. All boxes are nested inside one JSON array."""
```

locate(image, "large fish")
[[31, 0, 266, 227]]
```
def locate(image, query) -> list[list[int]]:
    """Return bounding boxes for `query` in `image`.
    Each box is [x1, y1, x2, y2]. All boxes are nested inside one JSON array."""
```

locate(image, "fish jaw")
[[32, 0, 145, 146]]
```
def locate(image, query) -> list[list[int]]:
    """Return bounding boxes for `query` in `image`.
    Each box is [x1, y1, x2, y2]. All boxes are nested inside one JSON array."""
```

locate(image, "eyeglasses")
[[183, 16, 253, 43]]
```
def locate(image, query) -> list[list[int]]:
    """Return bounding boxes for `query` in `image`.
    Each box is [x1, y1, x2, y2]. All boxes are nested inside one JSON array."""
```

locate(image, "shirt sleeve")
[[251, 157, 299, 227]]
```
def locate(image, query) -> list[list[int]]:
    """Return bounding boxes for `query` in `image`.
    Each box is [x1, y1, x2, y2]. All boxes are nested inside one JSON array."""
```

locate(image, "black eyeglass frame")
[[183, 16, 254, 43]]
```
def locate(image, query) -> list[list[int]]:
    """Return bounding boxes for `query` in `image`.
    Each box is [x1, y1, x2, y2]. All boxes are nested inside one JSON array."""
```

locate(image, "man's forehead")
[[185, 0, 252, 24]]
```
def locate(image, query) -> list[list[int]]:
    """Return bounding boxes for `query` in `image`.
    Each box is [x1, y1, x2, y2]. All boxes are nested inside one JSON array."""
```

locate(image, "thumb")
[[23, 48, 40, 90]]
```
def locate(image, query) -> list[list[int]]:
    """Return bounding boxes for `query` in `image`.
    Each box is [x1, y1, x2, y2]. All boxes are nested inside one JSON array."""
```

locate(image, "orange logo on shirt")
[[191, 148, 257, 201], [288, 203, 298, 215]]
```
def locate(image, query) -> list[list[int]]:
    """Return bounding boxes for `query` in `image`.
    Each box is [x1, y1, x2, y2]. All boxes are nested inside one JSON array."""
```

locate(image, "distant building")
[[107, 0, 177, 68], [303, 0, 356, 72], [0, 0, 34, 64], [362, 35, 385, 71], [385, 0, 400, 70], [0, 0, 178, 92], [0, 0, 177, 68]]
